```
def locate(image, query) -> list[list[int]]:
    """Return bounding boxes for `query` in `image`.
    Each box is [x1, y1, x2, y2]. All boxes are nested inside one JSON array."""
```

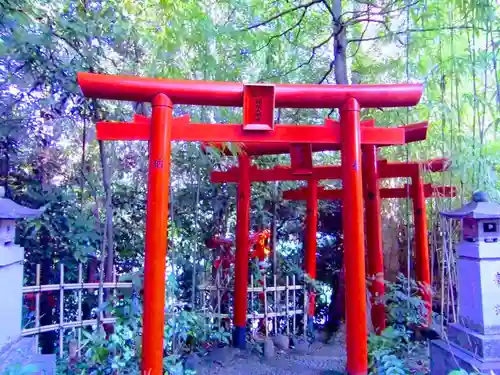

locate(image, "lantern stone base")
[[430, 339, 500, 375], [447, 323, 500, 359], [0, 244, 24, 350]]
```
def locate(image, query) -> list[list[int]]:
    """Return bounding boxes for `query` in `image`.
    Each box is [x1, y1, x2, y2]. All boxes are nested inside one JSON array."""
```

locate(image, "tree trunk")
[[99, 140, 114, 283], [39, 257, 56, 354], [325, 0, 349, 337], [0, 139, 11, 196], [332, 0, 349, 85]]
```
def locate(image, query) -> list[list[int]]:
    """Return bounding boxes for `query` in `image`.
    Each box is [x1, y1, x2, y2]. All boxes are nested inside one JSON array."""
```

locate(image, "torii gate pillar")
[[341, 99, 368, 375], [305, 179, 318, 327], [142, 94, 173, 373], [412, 168, 432, 321], [233, 154, 251, 349], [362, 145, 386, 334]]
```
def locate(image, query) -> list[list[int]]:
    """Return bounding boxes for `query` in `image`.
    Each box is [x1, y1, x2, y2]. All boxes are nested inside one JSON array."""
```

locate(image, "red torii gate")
[[210, 157, 451, 332], [283, 182, 456, 331], [77, 72, 423, 375]]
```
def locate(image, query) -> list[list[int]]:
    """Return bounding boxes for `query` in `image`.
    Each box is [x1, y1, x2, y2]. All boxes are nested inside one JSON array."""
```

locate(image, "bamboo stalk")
[[112, 267, 117, 300], [77, 263, 83, 357], [59, 263, 64, 358], [191, 163, 201, 309], [23, 282, 133, 293], [273, 274, 277, 335], [292, 275, 296, 334], [21, 317, 119, 336], [195, 284, 302, 292], [440, 223, 446, 329], [285, 275, 290, 336], [35, 264, 41, 353], [192, 310, 304, 320], [201, 270, 206, 310], [216, 271, 221, 329], [447, 220, 457, 322], [303, 279, 307, 336], [263, 276, 268, 337], [250, 274, 254, 335]]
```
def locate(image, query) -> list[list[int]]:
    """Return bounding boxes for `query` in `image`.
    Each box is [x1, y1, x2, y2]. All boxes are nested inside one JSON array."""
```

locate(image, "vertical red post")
[[412, 168, 432, 322], [142, 94, 173, 375], [305, 179, 318, 323], [362, 146, 386, 334], [233, 153, 251, 348], [341, 98, 368, 375]]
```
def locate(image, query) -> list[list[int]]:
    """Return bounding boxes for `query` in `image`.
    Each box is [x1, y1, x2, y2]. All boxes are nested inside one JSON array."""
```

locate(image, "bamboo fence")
[[21, 263, 133, 358], [197, 273, 307, 337]]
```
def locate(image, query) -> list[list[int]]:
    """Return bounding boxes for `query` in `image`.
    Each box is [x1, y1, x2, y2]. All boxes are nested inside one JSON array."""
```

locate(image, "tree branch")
[[347, 26, 495, 45], [349, 19, 371, 58], [318, 59, 335, 83], [344, 0, 419, 25], [241, 8, 308, 56], [320, 0, 335, 17], [245, 0, 322, 30], [262, 32, 334, 80]]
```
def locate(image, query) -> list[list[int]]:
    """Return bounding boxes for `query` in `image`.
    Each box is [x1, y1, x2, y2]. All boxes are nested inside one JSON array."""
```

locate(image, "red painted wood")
[[379, 184, 456, 198], [282, 184, 455, 200], [77, 72, 423, 109], [412, 169, 432, 323], [243, 84, 275, 130], [210, 159, 452, 184], [362, 146, 386, 334], [211, 165, 342, 183], [305, 179, 318, 317], [340, 98, 368, 375], [379, 158, 451, 177], [142, 94, 173, 375], [97, 117, 406, 145], [423, 158, 452, 172], [98, 118, 427, 150], [402, 121, 428, 143], [96, 116, 190, 141], [203, 119, 429, 156], [290, 144, 313, 175], [233, 154, 251, 331]]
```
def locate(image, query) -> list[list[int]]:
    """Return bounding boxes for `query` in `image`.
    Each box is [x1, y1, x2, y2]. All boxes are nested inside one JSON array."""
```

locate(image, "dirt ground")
[[190, 326, 347, 375]]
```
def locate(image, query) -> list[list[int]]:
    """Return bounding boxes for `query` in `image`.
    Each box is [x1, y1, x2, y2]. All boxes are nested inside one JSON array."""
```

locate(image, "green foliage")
[[58, 271, 230, 374], [368, 275, 429, 375]]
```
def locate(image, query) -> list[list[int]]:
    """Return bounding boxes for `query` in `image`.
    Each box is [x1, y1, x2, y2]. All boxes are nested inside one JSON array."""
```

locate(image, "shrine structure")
[[77, 71, 424, 375]]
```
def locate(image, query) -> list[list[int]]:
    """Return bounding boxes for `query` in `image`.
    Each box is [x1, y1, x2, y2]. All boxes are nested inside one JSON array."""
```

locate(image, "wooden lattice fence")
[[22, 263, 133, 357], [197, 273, 307, 337]]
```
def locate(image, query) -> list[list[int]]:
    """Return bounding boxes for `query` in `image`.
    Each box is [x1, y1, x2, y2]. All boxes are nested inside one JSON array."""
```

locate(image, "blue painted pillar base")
[[232, 326, 246, 349], [307, 316, 314, 337]]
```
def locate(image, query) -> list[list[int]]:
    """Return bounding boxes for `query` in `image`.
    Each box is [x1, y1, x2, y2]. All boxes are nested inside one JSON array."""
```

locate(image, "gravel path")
[[194, 326, 346, 375]]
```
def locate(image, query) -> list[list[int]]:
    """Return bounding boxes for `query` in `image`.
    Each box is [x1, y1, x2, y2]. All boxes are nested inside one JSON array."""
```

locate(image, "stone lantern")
[[0, 187, 44, 350], [430, 191, 500, 375]]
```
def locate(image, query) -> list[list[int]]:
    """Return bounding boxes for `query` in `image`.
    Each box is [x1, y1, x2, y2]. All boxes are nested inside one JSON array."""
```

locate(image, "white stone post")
[[0, 238, 25, 350]]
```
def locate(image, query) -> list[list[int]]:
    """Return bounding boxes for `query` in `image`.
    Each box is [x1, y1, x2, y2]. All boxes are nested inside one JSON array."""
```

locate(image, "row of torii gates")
[[77, 73, 454, 375]]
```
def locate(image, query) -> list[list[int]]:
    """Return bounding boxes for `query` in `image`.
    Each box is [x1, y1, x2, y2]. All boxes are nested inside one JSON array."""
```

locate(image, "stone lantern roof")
[[0, 187, 45, 219], [440, 191, 500, 219]]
